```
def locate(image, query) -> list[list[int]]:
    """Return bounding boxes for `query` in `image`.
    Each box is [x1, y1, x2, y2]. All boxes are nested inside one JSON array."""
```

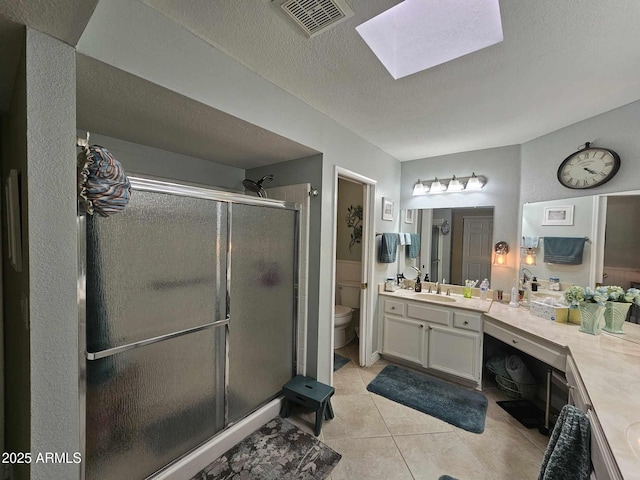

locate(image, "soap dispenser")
[[414, 275, 422, 292]]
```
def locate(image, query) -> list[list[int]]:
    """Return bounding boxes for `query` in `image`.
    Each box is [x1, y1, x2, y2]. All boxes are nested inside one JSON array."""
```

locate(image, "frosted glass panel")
[[86, 191, 227, 352], [85, 327, 225, 480], [228, 204, 297, 422]]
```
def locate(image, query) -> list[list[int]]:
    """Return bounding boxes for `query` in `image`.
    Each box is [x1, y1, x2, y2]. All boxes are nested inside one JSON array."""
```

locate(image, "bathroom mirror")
[[402, 265, 420, 281], [399, 207, 495, 286]]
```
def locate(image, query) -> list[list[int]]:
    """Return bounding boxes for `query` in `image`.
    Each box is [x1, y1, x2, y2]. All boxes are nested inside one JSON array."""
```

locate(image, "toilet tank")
[[337, 282, 361, 308]]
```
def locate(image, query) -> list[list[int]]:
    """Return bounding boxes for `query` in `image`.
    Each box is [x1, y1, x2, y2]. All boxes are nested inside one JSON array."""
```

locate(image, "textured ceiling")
[[0, 0, 98, 112], [77, 54, 319, 169], [143, 0, 640, 161]]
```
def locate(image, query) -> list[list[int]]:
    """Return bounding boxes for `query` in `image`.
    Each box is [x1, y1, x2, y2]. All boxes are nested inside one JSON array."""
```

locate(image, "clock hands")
[[583, 167, 597, 175]]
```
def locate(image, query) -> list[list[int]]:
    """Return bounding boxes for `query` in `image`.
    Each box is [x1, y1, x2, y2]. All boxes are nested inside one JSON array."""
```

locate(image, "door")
[[382, 316, 426, 364], [427, 325, 479, 381], [461, 216, 492, 282], [227, 203, 297, 423], [84, 190, 228, 480]]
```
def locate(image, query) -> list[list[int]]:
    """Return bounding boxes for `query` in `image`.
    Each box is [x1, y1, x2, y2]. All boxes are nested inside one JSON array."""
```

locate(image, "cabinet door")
[[383, 315, 426, 364], [427, 325, 479, 381]]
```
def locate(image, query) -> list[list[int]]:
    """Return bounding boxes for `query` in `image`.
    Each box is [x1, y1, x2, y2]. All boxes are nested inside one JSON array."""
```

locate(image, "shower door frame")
[[77, 175, 300, 480]]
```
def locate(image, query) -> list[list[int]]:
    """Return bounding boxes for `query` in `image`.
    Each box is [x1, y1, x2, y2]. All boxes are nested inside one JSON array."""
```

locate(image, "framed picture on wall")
[[382, 197, 394, 221], [542, 205, 574, 226], [404, 209, 414, 224]]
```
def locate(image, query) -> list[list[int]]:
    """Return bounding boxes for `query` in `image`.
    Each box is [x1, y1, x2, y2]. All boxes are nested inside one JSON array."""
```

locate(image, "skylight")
[[356, 0, 504, 79]]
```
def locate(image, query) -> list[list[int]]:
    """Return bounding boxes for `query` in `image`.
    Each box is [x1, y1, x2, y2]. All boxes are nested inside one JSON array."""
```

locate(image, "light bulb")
[[466, 172, 483, 190], [429, 178, 444, 194], [447, 175, 463, 192], [413, 181, 427, 196]]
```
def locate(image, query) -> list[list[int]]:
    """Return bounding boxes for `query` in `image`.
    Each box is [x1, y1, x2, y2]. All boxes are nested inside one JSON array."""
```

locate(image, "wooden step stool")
[[281, 375, 335, 436]]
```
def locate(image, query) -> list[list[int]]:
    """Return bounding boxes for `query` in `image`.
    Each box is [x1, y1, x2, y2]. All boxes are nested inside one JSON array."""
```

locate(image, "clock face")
[[557, 147, 620, 189]]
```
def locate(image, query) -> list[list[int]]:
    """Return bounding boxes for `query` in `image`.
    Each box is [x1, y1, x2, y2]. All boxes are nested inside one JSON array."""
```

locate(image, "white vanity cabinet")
[[566, 356, 622, 480], [381, 296, 482, 386]]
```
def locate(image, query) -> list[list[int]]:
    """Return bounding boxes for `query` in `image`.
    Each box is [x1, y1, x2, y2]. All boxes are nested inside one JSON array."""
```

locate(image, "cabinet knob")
[[512, 339, 518, 344], [420, 324, 424, 328], [463, 321, 469, 325], [391, 306, 395, 310]]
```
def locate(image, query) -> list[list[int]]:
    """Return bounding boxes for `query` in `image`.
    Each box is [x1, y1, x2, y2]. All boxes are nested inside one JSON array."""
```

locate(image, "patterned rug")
[[191, 417, 341, 480], [333, 353, 351, 371], [367, 364, 488, 433]]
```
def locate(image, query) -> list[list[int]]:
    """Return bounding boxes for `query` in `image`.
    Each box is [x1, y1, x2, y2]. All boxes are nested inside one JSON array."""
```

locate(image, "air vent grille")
[[280, 0, 352, 36]]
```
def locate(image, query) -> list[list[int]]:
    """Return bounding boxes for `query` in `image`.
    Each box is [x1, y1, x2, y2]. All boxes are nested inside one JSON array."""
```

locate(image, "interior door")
[[461, 216, 493, 282]]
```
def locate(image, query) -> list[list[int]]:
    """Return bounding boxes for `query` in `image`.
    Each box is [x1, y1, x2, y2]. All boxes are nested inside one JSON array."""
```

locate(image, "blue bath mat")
[[367, 365, 488, 433], [333, 353, 351, 372]]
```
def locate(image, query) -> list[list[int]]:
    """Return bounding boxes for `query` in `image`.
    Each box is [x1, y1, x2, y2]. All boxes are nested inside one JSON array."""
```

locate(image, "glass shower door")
[[84, 190, 227, 480], [227, 203, 298, 423]]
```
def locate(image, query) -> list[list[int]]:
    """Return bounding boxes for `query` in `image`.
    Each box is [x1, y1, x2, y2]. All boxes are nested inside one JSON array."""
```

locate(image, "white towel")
[[404, 233, 412, 245], [505, 355, 536, 385], [523, 236, 539, 248], [398, 233, 406, 245]]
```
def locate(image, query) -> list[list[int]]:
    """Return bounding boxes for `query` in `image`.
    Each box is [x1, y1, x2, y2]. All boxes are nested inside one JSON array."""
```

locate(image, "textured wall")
[[78, 0, 401, 382], [81, 132, 246, 191], [25, 28, 79, 480], [521, 100, 640, 205], [401, 145, 521, 290]]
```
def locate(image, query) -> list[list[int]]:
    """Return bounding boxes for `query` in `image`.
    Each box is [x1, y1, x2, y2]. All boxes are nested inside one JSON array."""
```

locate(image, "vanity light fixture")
[[522, 247, 537, 266], [412, 180, 427, 196], [429, 178, 445, 194], [447, 175, 463, 192], [465, 172, 484, 191], [411, 174, 487, 196], [493, 241, 509, 266]]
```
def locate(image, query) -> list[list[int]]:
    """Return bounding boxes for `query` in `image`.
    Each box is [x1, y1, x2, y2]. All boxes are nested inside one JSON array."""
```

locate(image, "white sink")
[[414, 293, 457, 303]]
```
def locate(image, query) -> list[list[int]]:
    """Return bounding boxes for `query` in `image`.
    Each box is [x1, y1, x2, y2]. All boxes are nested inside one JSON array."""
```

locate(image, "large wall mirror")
[[399, 207, 495, 286], [521, 191, 640, 290]]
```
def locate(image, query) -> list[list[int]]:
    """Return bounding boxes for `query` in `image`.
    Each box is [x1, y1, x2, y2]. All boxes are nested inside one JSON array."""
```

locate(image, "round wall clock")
[[557, 142, 620, 189]]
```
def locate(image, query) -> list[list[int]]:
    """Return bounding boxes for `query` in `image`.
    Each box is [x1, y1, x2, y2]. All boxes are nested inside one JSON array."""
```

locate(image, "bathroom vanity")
[[378, 287, 640, 480], [379, 288, 491, 388]]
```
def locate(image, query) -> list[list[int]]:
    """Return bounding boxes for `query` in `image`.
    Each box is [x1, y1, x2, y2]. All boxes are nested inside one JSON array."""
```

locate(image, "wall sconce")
[[522, 247, 537, 266], [412, 173, 486, 195], [493, 241, 509, 266]]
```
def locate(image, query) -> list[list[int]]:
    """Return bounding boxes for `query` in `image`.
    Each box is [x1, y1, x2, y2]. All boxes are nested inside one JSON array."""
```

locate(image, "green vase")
[[578, 302, 605, 335], [603, 302, 631, 334]]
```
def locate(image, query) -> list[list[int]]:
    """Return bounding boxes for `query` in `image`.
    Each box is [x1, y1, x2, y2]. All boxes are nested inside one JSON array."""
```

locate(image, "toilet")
[[334, 282, 361, 349]]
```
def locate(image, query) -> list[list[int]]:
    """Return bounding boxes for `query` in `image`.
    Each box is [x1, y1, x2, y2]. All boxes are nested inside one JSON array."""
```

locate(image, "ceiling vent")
[[274, 0, 354, 37]]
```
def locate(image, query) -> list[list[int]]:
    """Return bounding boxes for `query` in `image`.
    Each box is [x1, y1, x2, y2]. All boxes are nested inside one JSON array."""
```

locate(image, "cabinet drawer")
[[484, 321, 566, 371], [566, 356, 591, 413], [407, 303, 451, 326], [384, 299, 406, 316], [453, 311, 482, 332]]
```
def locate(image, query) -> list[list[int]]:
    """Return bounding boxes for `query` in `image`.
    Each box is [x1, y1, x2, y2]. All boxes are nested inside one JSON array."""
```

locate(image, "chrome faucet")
[[428, 284, 432, 293], [436, 282, 441, 294]]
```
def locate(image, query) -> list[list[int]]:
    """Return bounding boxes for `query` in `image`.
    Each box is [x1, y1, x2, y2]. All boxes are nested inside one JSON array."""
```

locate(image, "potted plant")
[[564, 286, 607, 335], [599, 286, 640, 334]]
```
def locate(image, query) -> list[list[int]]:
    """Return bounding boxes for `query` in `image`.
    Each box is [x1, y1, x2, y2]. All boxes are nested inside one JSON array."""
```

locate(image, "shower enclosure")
[[78, 177, 299, 480]]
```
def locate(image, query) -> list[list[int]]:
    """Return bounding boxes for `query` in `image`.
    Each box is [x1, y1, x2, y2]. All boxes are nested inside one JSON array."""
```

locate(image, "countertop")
[[486, 302, 640, 479], [379, 287, 493, 313]]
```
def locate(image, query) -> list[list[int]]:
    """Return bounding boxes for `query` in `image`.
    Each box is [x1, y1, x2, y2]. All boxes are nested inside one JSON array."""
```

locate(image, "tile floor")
[[287, 341, 550, 480]]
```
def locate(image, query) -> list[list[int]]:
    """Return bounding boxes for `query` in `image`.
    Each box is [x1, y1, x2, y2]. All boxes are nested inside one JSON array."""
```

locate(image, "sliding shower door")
[[84, 190, 227, 480], [227, 203, 298, 423]]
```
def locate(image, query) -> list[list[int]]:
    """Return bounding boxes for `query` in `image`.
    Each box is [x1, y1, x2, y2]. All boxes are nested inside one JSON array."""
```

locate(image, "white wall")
[[521, 100, 640, 204], [77, 0, 401, 383], [83, 133, 246, 191], [26, 28, 79, 480], [401, 145, 521, 290]]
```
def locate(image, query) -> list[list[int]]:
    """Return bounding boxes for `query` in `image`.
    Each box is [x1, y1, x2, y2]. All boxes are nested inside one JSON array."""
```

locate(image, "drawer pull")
[[512, 339, 518, 344], [464, 320, 469, 325]]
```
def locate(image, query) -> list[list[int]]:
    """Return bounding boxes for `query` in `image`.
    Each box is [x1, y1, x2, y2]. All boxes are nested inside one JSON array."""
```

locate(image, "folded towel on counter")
[[505, 355, 536, 386], [379, 233, 398, 263], [523, 236, 539, 248], [408, 233, 420, 258], [543, 237, 586, 265], [538, 404, 591, 480], [398, 233, 407, 245]]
